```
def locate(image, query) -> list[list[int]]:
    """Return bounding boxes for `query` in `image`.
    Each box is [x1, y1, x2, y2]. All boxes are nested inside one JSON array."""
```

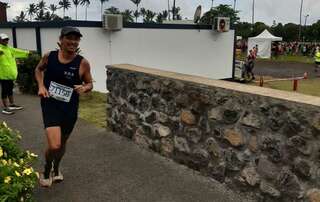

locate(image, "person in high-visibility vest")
[[314, 46, 320, 72], [0, 33, 32, 115]]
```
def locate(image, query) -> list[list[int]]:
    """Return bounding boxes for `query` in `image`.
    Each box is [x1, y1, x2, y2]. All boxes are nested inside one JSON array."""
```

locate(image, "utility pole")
[[211, 0, 214, 9], [173, 0, 176, 20], [168, 0, 171, 20], [304, 14, 309, 41], [299, 0, 303, 41], [252, 0, 255, 31], [234, 0, 236, 10]]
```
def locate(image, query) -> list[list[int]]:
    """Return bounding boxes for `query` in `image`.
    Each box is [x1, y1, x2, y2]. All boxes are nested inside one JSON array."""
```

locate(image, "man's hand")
[[29, 50, 37, 56], [38, 86, 49, 98], [74, 85, 87, 94]]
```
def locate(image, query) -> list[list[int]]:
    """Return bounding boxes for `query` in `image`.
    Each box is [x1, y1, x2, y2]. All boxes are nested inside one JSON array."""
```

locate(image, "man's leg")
[[1, 80, 9, 108], [44, 127, 62, 179], [52, 120, 76, 178], [7, 80, 23, 110], [53, 135, 68, 172]]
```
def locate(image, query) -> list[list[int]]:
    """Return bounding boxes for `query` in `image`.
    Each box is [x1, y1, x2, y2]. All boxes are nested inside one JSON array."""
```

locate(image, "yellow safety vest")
[[315, 51, 320, 63]]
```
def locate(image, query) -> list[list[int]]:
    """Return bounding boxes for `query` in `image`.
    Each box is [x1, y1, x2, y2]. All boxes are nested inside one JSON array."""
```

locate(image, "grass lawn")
[[257, 78, 320, 97], [79, 91, 107, 128]]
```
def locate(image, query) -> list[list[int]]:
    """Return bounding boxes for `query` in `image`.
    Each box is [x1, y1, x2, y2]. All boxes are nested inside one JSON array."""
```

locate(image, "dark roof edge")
[[0, 21, 234, 30]]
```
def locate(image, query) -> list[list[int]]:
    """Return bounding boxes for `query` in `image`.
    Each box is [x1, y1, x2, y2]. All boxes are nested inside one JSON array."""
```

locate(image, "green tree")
[[72, 0, 81, 20], [121, 9, 134, 23], [235, 22, 252, 39], [252, 22, 269, 36], [58, 0, 71, 18], [271, 23, 285, 39], [26, 3, 37, 21], [105, 6, 120, 14], [156, 13, 164, 23], [283, 23, 299, 41], [140, 7, 146, 19], [144, 10, 156, 23], [14, 11, 27, 22], [80, 0, 90, 20], [49, 4, 58, 17], [35, 0, 47, 21], [130, 0, 141, 22], [200, 4, 239, 25]]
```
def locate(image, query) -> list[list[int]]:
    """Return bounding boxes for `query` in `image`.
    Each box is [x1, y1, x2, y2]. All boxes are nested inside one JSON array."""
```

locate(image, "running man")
[[35, 26, 93, 187], [0, 33, 31, 115]]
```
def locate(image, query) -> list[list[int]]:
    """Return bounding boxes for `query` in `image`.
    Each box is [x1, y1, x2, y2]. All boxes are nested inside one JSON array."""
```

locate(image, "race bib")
[[48, 81, 73, 102]]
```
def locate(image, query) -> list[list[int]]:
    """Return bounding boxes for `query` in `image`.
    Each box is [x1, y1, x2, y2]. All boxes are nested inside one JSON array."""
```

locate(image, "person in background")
[[314, 46, 320, 72], [0, 33, 32, 115]]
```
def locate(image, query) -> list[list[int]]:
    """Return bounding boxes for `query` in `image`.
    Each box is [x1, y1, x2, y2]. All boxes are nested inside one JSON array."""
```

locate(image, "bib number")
[[48, 81, 73, 102]]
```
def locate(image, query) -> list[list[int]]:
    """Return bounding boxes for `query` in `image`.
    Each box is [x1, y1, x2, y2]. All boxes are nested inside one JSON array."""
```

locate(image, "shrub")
[[0, 122, 38, 202], [16, 54, 41, 95]]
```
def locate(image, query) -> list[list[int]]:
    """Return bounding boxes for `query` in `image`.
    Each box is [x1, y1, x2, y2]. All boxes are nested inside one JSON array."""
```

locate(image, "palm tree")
[[144, 10, 156, 23], [156, 13, 164, 23], [121, 9, 134, 23], [14, 11, 27, 22], [59, 0, 71, 18], [49, 4, 58, 16], [140, 7, 146, 19], [80, 0, 90, 20], [105, 6, 120, 14], [130, 0, 141, 22], [100, 0, 108, 16], [37, 0, 47, 11], [36, 0, 47, 21], [27, 3, 36, 21], [72, 0, 81, 20]]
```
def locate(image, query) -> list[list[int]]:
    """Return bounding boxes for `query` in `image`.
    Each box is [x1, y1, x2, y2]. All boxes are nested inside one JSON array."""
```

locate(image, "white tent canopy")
[[248, 29, 282, 58]]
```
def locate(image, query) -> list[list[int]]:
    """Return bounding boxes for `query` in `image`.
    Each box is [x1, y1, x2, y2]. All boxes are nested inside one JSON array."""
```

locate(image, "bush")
[[0, 122, 38, 202], [16, 54, 41, 95]]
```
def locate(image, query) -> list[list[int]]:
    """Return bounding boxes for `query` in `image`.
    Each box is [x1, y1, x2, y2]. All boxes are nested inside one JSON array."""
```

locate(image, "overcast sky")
[[3, 0, 320, 26]]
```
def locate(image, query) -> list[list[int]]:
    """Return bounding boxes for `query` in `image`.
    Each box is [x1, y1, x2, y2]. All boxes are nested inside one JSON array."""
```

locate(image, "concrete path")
[[0, 94, 255, 202]]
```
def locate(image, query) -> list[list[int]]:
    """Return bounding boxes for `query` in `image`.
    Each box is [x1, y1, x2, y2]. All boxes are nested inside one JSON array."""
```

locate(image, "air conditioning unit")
[[102, 14, 123, 31], [213, 17, 230, 32]]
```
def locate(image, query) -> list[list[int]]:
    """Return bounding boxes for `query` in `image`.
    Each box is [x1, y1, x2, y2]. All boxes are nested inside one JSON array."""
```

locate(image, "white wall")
[[2, 26, 235, 93], [110, 28, 234, 81], [0, 28, 13, 46], [16, 28, 37, 51]]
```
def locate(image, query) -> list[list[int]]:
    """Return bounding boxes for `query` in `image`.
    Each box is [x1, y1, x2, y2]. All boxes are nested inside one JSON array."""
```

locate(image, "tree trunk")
[[63, 8, 65, 18], [85, 6, 88, 20], [173, 0, 176, 20], [75, 6, 78, 20], [136, 4, 138, 22]]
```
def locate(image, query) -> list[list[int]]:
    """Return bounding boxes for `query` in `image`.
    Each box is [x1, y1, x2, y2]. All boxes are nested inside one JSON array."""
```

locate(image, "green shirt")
[[0, 44, 29, 80]]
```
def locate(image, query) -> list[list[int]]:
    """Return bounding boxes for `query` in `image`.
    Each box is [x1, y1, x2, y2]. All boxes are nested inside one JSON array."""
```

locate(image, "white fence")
[[0, 22, 235, 92]]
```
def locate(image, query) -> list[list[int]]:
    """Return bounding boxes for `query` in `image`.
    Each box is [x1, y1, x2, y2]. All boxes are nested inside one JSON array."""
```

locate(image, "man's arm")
[[10, 46, 30, 59], [74, 58, 93, 94], [35, 53, 49, 97]]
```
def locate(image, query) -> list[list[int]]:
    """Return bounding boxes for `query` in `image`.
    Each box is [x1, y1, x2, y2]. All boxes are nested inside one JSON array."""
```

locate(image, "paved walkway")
[[0, 94, 254, 202]]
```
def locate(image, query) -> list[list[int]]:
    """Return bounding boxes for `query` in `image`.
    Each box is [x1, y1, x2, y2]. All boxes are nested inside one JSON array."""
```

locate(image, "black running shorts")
[[40, 98, 78, 136]]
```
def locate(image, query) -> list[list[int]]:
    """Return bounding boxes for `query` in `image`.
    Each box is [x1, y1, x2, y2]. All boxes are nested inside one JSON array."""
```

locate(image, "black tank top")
[[43, 51, 83, 106]]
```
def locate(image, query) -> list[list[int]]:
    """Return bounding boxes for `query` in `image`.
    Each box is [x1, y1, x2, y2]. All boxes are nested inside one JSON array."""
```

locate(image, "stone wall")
[[107, 64, 320, 202]]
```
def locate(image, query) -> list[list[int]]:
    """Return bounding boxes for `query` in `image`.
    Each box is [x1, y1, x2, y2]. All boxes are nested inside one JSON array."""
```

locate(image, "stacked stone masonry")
[[107, 65, 320, 202]]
